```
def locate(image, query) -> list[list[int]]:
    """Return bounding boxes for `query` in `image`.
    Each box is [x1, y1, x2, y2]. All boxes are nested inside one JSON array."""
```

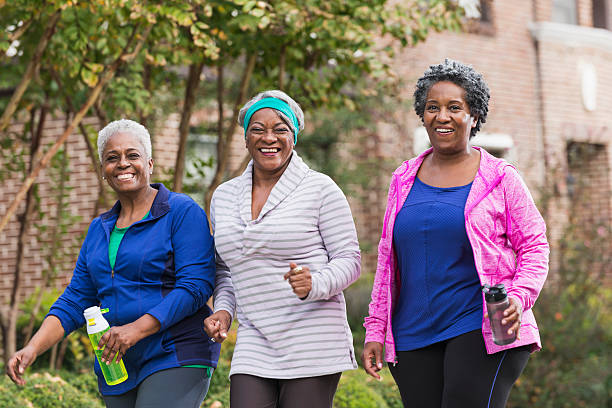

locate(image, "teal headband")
[[243, 98, 300, 144]]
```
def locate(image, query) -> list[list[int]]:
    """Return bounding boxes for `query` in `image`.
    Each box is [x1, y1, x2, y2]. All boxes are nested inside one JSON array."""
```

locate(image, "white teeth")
[[436, 128, 453, 133], [117, 174, 134, 180], [260, 148, 279, 153]]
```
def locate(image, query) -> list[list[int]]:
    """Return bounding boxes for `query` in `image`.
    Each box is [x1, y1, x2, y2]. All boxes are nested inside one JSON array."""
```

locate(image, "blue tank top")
[[391, 177, 482, 351]]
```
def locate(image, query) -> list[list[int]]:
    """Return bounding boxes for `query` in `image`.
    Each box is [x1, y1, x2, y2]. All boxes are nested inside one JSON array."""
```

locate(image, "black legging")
[[389, 329, 530, 408], [230, 372, 342, 408]]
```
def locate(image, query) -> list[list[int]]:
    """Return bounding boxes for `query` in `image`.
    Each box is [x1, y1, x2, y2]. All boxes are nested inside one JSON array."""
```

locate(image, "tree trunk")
[[204, 54, 256, 213], [2, 106, 44, 364], [49, 67, 109, 215], [278, 44, 286, 90], [0, 23, 153, 235], [173, 61, 204, 193], [54, 336, 69, 370], [139, 63, 152, 127], [0, 10, 61, 133]]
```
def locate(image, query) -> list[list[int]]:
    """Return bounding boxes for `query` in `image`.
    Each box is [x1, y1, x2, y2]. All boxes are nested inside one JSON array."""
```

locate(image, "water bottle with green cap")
[[84, 306, 128, 385]]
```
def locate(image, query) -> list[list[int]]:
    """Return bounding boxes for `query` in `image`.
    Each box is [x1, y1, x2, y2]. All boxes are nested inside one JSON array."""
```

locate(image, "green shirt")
[[108, 212, 150, 270]]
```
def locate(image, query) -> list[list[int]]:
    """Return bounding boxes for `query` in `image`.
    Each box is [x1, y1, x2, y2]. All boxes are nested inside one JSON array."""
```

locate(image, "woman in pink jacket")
[[362, 59, 549, 408]]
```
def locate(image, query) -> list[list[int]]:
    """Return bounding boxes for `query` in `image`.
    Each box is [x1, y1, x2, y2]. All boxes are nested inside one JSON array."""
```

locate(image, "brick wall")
[[2, 0, 611, 304], [346, 0, 612, 275]]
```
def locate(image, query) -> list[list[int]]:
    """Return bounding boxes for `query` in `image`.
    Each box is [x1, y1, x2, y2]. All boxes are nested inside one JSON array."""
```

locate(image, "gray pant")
[[102, 367, 212, 408]]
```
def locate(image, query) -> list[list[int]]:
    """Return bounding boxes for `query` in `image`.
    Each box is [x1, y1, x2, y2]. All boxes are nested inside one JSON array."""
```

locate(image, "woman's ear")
[[471, 115, 479, 129]]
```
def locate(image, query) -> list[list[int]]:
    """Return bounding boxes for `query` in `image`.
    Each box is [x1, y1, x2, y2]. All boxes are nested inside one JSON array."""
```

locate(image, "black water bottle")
[[482, 284, 517, 346]]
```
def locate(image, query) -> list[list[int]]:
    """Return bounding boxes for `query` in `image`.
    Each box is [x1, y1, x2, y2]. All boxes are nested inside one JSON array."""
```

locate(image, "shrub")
[[0, 371, 103, 408], [507, 224, 611, 407], [333, 369, 389, 408]]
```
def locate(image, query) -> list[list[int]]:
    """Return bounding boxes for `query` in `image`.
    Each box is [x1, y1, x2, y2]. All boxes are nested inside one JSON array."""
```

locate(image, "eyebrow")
[[250, 121, 289, 128], [104, 147, 141, 156], [426, 99, 464, 104]]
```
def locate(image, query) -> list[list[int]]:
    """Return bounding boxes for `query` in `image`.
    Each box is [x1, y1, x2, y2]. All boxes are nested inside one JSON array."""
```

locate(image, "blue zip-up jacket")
[[48, 184, 221, 395]]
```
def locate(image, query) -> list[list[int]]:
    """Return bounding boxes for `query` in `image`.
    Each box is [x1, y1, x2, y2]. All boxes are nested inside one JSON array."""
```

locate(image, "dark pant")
[[102, 367, 212, 408], [230, 372, 342, 408], [389, 330, 530, 408]]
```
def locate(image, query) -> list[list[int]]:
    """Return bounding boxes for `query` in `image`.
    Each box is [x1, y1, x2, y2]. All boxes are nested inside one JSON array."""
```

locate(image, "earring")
[[150, 171, 153, 174], [102, 176, 106, 180]]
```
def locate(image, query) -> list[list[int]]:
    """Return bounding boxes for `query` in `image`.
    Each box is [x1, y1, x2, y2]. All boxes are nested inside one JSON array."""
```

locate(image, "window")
[[552, 0, 578, 24], [464, 0, 495, 35], [592, 0, 609, 28], [479, 0, 492, 24]]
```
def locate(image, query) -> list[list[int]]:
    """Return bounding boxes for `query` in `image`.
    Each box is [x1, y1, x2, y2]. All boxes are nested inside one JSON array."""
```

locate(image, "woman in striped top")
[[203, 90, 361, 408]]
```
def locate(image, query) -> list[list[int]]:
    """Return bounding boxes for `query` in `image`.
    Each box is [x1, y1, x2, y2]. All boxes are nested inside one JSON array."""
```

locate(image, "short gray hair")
[[238, 90, 305, 135], [97, 119, 152, 162]]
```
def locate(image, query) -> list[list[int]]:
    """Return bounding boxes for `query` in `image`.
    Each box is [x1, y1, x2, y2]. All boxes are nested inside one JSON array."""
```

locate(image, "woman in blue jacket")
[[6, 119, 220, 408]]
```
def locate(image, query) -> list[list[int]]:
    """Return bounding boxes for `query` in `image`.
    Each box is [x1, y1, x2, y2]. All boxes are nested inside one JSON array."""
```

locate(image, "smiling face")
[[101, 131, 153, 195], [423, 81, 477, 155], [246, 108, 294, 178]]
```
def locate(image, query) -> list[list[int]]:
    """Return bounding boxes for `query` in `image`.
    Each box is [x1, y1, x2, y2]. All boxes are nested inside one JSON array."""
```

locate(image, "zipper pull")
[[111, 269, 114, 278]]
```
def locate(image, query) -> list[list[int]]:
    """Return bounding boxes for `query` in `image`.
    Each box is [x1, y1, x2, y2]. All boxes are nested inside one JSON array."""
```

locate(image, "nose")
[[118, 154, 130, 168], [261, 129, 277, 142], [437, 107, 450, 122]]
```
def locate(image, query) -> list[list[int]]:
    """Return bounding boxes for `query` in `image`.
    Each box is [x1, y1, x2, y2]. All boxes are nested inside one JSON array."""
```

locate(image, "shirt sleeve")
[[304, 176, 361, 301], [503, 167, 550, 312], [47, 222, 99, 335], [364, 173, 396, 344], [146, 200, 216, 331], [210, 192, 236, 317]]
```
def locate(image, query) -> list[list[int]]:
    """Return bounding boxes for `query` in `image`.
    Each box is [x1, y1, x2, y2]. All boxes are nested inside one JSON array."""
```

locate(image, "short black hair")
[[413, 59, 490, 138]]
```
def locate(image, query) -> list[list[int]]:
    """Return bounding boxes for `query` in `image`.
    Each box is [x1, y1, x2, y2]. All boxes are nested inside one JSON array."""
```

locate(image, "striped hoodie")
[[211, 151, 361, 378]]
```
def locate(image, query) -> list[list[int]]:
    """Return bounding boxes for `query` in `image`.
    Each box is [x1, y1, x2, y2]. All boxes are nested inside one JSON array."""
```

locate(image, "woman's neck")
[[116, 186, 156, 226], [429, 146, 476, 167]]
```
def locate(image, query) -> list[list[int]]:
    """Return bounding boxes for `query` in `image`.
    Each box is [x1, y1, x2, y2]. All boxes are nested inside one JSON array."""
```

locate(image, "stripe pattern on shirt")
[[211, 152, 361, 378]]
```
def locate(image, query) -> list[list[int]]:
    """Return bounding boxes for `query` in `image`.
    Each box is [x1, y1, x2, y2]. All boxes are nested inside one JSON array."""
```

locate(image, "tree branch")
[[0, 9, 62, 133], [204, 54, 256, 212], [173, 61, 204, 193], [0, 23, 153, 235]]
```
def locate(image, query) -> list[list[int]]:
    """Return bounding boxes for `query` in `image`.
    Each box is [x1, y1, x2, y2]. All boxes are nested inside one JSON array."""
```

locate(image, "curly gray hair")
[[413, 59, 490, 139], [238, 90, 305, 137], [97, 119, 152, 162]]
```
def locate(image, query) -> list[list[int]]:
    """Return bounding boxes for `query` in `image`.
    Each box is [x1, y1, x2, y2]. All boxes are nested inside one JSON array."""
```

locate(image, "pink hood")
[[364, 147, 549, 362]]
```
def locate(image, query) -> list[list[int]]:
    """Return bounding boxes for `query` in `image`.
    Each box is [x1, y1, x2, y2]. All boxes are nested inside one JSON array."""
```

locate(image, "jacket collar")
[[100, 183, 171, 230], [238, 151, 310, 223], [392, 146, 511, 215]]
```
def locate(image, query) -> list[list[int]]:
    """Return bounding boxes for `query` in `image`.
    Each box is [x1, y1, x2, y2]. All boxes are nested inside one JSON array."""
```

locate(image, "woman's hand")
[[6, 346, 38, 386], [98, 314, 160, 364], [502, 297, 523, 340], [203, 310, 232, 343], [283, 263, 312, 299], [362, 341, 384, 380]]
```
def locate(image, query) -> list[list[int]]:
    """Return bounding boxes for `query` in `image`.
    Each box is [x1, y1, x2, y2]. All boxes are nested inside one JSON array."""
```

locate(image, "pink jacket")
[[364, 147, 549, 363]]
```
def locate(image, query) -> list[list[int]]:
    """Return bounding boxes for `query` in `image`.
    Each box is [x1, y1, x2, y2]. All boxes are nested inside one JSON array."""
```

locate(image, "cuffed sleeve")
[[304, 178, 361, 301], [503, 167, 549, 312], [210, 192, 236, 317], [363, 173, 397, 344]]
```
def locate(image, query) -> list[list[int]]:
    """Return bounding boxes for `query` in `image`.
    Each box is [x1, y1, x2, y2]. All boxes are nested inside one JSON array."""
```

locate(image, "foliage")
[[334, 369, 389, 408], [507, 222, 612, 408], [0, 371, 103, 408], [17, 289, 92, 372]]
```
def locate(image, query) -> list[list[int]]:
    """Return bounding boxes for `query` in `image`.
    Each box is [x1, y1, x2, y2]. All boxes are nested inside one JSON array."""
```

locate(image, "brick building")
[[352, 0, 612, 273], [1, 0, 611, 305]]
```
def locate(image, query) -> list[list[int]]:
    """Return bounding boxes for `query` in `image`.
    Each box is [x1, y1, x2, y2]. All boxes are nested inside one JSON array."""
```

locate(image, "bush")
[[334, 369, 392, 408], [507, 224, 611, 407], [0, 371, 103, 408]]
